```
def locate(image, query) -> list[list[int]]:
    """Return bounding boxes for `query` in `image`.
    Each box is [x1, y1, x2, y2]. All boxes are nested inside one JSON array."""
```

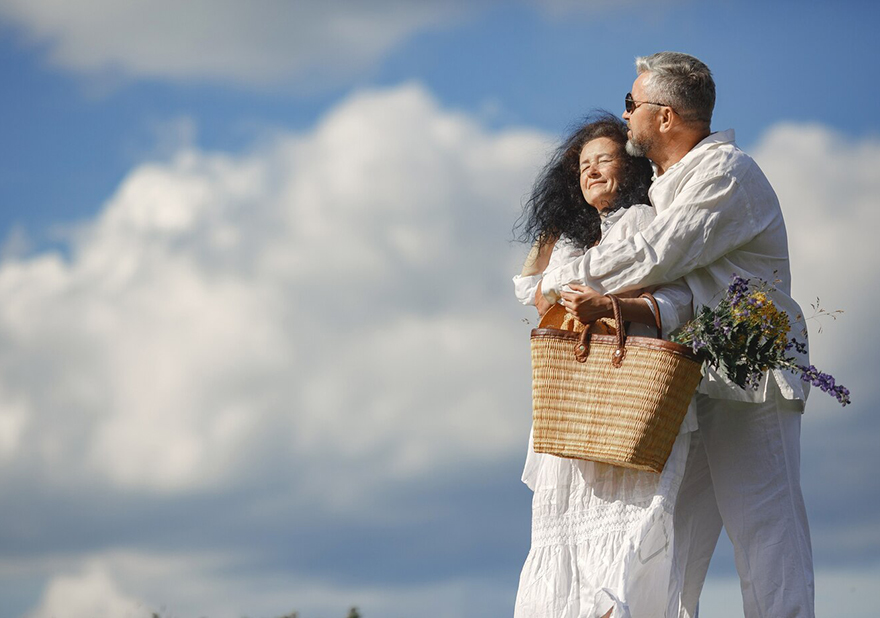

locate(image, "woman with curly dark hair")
[[514, 113, 656, 317], [517, 113, 652, 251], [512, 114, 696, 618]]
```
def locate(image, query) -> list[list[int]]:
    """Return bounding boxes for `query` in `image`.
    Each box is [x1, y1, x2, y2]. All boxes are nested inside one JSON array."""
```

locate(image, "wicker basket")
[[530, 294, 703, 473]]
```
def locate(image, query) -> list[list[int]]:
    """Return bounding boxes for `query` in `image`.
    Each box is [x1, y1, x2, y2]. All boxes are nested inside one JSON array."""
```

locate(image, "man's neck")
[[652, 129, 711, 176]]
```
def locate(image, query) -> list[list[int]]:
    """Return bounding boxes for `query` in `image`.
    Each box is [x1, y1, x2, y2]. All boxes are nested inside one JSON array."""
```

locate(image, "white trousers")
[[672, 388, 815, 618]]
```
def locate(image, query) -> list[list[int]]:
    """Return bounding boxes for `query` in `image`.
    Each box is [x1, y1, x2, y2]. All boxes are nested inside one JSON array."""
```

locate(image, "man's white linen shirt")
[[540, 130, 810, 406]]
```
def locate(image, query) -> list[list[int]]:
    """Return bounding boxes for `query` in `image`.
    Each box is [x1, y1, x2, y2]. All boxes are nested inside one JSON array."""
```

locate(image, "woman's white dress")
[[512, 204, 695, 618]]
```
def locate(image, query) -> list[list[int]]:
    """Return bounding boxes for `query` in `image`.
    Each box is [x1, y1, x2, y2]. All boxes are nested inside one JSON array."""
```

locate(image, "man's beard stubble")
[[625, 120, 655, 158], [625, 135, 650, 158]]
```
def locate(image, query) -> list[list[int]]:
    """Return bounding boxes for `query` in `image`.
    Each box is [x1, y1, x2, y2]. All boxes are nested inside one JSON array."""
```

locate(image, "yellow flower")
[[732, 291, 791, 352]]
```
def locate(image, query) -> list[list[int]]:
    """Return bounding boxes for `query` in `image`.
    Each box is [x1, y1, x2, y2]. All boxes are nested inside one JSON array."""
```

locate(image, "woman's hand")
[[560, 283, 612, 323]]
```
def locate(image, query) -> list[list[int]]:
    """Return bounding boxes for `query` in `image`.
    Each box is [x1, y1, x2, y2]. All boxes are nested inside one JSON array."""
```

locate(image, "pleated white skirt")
[[514, 410, 694, 618]]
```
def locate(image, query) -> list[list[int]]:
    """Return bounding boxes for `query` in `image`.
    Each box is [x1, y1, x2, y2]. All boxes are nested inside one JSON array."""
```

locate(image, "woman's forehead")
[[580, 136, 621, 159]]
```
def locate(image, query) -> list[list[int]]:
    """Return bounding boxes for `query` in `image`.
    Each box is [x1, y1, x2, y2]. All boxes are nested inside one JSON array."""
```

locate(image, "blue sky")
[[1, 2, 878, 617]]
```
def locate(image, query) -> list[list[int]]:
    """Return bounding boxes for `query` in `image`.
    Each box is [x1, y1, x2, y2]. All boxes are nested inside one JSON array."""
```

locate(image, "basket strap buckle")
[[575, 329, 590, 363], [608, 294, 626, 368]]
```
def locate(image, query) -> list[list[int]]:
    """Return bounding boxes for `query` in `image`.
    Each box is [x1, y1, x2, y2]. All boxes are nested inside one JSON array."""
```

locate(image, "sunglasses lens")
[[625, 94, 634, 113]]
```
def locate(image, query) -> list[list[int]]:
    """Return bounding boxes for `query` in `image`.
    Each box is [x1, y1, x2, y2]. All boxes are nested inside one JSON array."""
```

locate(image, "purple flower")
[[797, 364, 851, 406], [727, 274, 750, 306]]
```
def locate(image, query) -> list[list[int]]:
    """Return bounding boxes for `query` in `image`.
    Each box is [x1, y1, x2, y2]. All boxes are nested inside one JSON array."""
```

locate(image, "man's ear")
[[657, 107, 676, 134]]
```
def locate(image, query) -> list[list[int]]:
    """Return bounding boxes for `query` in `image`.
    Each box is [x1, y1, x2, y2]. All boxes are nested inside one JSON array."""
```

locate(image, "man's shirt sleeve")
[[541, 172, 768, 302]]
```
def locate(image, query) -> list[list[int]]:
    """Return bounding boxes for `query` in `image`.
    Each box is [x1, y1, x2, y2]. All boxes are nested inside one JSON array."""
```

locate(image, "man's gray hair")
[[636, 52, 715, 128]]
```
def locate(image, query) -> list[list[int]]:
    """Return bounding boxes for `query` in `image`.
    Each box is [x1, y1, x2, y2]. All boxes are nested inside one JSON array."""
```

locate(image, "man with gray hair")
[[539, 52, 814, 617]]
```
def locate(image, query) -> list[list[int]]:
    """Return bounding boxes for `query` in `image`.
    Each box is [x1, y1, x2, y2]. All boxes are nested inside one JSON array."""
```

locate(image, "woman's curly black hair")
[[516, 112, 653, 250]]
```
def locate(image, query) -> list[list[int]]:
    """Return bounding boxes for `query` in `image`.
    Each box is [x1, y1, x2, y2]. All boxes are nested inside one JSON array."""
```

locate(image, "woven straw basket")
[[531, 294, 703, 473]]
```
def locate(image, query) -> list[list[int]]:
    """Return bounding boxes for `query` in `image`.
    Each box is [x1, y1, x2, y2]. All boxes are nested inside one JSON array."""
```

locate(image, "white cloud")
[[13, 549, 516, 618], [0, 83, 546, 498], [699, 125, 880, 613], [754, 125, 880, 300], [0, 0, 471, 90], [0, 0, 662, 91], [25, 562, 151, 618], [2, 84, 547, 618], [753, 124, 880, 394], [0, 385, 28, 460]]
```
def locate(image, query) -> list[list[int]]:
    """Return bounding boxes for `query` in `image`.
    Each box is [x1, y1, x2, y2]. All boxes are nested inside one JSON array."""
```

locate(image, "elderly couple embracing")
[[512, 52, 814, 618]]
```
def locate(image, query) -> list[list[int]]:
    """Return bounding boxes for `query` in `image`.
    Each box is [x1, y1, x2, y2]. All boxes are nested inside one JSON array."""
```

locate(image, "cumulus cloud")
[[0, 81, 546, 617], [752, 124, 880, 565], [0, 82, 546, 500], [0, 0, 657, 91], [0, 0, 470, 89], [10, 549, 515, 618], [3, 85, 878, 616], [755, 124, 880, 349], [25, 562, 151, 618], [752, 124, 880, 407]]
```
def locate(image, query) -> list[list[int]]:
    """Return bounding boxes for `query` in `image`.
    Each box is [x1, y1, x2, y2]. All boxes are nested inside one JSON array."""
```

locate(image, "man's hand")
[[560, 283, 612, 323], [535, 280, 552, 316]]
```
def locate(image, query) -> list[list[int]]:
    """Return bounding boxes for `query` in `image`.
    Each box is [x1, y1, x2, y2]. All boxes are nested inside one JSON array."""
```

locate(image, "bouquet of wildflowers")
[[671, 275, 850, 406]]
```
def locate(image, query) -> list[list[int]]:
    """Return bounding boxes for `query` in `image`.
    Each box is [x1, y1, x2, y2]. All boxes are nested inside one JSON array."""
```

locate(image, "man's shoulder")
[[682, 138, 778, 207], [689, 137, 757, 182]]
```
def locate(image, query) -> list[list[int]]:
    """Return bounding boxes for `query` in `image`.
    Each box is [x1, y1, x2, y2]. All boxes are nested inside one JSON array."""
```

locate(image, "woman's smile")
[[579, 136, 624, 211]]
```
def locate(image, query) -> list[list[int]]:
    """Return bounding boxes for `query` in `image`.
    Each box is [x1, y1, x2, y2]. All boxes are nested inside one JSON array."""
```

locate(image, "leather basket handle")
[[574, 293, 628, 367], [639, 292, 663, 338], [608, 294, 626, 367]]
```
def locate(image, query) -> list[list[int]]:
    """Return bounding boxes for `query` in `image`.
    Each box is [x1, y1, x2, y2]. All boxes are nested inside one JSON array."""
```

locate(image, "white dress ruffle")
[[514, 428, 691, 618]]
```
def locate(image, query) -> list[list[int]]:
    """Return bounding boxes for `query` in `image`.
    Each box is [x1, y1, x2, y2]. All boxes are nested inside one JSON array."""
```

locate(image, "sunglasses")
[[625, 93, 675, 114]]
